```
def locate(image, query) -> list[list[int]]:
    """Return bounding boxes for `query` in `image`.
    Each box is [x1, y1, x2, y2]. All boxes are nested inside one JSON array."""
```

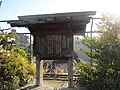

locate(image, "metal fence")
[[43, 60, 68, 80]]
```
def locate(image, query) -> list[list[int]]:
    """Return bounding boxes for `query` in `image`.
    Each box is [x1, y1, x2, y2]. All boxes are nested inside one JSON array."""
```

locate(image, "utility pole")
[[0, 0, 2, 7]]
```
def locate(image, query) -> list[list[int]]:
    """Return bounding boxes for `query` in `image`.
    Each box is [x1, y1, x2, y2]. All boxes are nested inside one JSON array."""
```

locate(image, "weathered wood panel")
[[28, 21, 86, 35], [33, 32, 73, 59]]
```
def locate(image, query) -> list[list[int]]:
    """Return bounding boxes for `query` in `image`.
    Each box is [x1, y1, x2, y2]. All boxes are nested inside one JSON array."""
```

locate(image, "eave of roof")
[[8, 11, 96, 27]]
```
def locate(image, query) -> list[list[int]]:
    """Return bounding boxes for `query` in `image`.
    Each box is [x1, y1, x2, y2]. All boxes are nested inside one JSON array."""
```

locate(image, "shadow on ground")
[[19, 84, 39, 90]]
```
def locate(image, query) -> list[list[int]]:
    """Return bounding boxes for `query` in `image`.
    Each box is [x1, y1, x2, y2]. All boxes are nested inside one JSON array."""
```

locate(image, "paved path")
[[19, 80, 68, 90], [32, 80, 68, 90]]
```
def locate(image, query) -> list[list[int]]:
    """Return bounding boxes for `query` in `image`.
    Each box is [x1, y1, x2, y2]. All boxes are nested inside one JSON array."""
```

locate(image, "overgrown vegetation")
[[76, 13, 120, 90], [0, 31, 36, 90]]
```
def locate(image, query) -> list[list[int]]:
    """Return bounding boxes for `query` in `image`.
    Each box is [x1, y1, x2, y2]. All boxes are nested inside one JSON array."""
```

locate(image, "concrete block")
[[60, 87, 87, 90]]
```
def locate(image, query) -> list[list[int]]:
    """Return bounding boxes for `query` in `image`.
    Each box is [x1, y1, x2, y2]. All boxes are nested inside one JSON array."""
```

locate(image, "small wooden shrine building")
[[8, 11, 96, 88]]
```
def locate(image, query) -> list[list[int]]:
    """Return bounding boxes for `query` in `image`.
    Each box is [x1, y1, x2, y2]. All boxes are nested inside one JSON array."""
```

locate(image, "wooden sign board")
[[33, 31, 73, 59]]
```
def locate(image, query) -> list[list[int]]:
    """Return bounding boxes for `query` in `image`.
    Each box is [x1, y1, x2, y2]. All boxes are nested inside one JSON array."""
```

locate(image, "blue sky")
[[1, 0, 98, 20], [0, 0, 120, 32]]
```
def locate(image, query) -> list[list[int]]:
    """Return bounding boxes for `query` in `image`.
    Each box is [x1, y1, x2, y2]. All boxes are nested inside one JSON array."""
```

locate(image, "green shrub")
[[76, 13, 120, 90], [76, 59, 120, 90], [0, 32, 36, 90]]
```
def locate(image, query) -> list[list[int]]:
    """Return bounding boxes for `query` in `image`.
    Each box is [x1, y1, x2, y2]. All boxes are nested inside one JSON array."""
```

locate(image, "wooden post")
[[68, 57, 73, 88], [40, 59, 43, 86], [36, 57, 43, 86]]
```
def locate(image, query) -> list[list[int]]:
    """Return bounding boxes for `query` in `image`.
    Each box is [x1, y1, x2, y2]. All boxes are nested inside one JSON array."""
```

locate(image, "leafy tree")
[[0, 31, 36, 90], [76, 13, 120, 90]]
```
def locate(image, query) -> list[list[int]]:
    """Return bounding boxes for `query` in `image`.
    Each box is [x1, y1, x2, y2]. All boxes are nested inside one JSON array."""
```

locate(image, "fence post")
[[36, 57, 43, 86], [68, 57, 73, 88]]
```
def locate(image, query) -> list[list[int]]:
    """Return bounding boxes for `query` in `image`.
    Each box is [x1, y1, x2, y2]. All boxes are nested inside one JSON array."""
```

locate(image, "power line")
[[2, 5, 17, 19], [1, 0, 18, 19], [4, 1, 18, 16]]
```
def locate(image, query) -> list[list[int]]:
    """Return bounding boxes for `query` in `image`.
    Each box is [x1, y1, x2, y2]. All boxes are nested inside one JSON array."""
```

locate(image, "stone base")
[[60, 87, 87, 90]]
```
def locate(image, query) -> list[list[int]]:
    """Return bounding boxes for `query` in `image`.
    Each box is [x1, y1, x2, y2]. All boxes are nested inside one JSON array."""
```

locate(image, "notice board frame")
[[32, 31, 73, 59]]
